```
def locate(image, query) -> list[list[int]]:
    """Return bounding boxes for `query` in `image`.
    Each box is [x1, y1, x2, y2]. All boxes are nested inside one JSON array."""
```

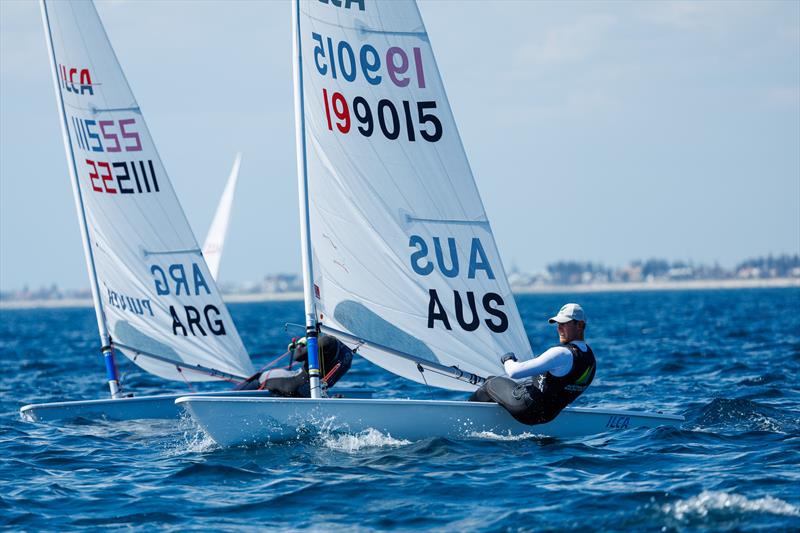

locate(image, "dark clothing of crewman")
[[469, 342, 596, 425], [236, 335, 353, 397]]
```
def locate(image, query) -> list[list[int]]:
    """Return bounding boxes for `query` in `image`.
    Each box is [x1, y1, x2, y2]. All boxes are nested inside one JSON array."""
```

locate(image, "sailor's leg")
[[468, 385, 494, 402], [234, 372, 262, 390], [261, 369, 309, 397], [468, 375, 503, 402], [480, 377, 547, 425], [469, 376, 518, 403]]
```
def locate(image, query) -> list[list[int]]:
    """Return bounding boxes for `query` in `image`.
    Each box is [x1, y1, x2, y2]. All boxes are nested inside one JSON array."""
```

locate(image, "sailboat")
[[177, 0, 683, 445], [203, 153, 242, 281], [22, 1, 278, 422]]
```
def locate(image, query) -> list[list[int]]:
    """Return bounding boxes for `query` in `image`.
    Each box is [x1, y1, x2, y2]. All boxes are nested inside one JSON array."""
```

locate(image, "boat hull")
[[176, 396, 684, 446], [19, 388, 374, 422]]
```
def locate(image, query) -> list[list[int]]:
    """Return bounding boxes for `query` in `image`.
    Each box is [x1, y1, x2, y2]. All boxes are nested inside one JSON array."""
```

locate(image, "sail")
[[296, 0, 532, 391], [203, 153, 242, 281], [41, 0, 254, 382]]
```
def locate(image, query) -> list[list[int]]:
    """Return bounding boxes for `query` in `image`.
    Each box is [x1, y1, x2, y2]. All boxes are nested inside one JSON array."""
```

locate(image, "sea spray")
[[320, 428, 411, 452]]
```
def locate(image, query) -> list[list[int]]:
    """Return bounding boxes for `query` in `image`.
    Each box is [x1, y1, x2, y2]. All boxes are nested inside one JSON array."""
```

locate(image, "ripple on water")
[[687, 398, 799, 433], [167, 462, 264, 482]]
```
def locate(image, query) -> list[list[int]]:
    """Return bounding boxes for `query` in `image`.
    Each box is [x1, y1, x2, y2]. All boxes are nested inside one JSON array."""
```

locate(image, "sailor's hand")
[[287, 336, 308, 352], [500, 353, 518, 364]]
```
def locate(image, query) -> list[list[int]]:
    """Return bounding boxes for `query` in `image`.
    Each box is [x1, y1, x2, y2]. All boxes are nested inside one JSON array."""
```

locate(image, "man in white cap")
[[468, 303, 596, 425]]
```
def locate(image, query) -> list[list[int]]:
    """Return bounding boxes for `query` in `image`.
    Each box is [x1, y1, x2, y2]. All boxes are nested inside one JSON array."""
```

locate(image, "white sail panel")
[[43, 1, 253, 381], [203, 153, 242, 280], [297, 0, 532, 390]]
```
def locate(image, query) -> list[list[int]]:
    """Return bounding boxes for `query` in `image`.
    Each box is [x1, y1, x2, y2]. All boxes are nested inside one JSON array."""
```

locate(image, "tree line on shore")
[[2, 254, 798, 302]]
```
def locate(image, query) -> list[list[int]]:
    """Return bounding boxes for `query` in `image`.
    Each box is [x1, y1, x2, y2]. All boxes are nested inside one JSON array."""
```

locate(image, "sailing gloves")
[[500, 353, 518, 364]]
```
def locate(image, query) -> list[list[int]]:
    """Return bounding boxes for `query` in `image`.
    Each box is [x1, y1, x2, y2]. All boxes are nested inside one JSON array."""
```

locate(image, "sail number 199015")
[[310, 31, 444, 144], [311, 33, 426, 89], [322, 90, 442, 143]]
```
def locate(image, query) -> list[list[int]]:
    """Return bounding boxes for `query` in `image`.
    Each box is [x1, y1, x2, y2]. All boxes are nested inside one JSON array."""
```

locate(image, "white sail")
[[296, 0, 532, 391], [203, 153, 242, 281], [42, 0, 254, 382]]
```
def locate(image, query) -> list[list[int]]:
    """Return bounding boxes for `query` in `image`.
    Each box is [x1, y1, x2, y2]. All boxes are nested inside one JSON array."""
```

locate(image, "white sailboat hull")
[[176, 396, 684, 446], [19, 388, 374, 422]]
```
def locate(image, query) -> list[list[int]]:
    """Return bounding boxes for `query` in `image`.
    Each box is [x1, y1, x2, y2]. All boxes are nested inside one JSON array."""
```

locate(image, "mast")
[[39, 0, 121, 399], [291, 0, 322, 398]]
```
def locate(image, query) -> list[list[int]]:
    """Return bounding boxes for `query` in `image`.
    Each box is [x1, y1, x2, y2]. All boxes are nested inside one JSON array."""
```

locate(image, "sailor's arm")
[[502, 346, 573, 379]]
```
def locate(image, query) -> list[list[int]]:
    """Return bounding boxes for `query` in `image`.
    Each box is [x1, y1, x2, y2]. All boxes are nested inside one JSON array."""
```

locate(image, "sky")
[[1, 0, 798, 291]]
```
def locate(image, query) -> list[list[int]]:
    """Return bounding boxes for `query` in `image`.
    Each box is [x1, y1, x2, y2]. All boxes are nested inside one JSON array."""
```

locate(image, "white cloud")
[[513, 14, 617, 68], [635, 0, 774, 33]]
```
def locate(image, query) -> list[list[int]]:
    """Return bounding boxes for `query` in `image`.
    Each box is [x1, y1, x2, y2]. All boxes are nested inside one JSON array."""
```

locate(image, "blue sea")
[[1, 289, 799, 531]]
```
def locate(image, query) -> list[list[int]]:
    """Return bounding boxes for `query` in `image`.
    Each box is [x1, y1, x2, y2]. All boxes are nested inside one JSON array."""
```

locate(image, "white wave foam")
[[468, 430, 544, 441], [321, 428, 410, 452], [663, 491, 800, 520], [751, 413, 784, 433]]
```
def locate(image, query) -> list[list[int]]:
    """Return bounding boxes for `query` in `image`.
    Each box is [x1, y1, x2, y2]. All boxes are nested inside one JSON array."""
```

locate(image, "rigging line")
[[320, 324, 486, 387], [418, 363, 478, 384], [257, 350, 292, 373], [112, 341, 246, 382], [416, 363, 433, 396], [323, 363, 341, 384], [284, 322, 305, 333], [176, 366, 195, 392]]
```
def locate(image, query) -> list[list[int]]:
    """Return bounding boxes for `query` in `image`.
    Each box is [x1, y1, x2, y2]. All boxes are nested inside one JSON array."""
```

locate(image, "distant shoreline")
[[1, 278, 797, 310], [512, 277, 800, 294]]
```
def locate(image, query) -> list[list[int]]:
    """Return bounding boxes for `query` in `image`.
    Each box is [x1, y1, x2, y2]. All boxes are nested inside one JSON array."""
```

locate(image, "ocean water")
[[1, 289, 799, 531]]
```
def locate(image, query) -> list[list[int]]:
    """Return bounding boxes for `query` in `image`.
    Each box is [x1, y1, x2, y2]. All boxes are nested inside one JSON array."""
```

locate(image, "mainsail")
[[41, 0, 253, 382], [296, 0, 532, 391], [203, 153, 242, 281]]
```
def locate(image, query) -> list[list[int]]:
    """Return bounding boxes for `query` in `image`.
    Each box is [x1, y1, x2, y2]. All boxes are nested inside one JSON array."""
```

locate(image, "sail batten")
[[297, 0, 532, 391], [42, 0, 253, 382]]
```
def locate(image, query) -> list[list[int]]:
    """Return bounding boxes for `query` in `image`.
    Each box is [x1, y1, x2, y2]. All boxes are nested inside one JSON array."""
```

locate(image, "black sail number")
[[417, 101, 442, 142], [323, 90, 444, 143]]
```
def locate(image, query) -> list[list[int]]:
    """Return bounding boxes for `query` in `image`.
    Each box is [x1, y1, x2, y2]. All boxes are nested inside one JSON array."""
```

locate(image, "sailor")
[[468, 303, 596, 425], [236, 334, 353, 397]]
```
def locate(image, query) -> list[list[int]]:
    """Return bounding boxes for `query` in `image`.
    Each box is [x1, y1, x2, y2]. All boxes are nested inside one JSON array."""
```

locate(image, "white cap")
[[548, 303, 586, 324]]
